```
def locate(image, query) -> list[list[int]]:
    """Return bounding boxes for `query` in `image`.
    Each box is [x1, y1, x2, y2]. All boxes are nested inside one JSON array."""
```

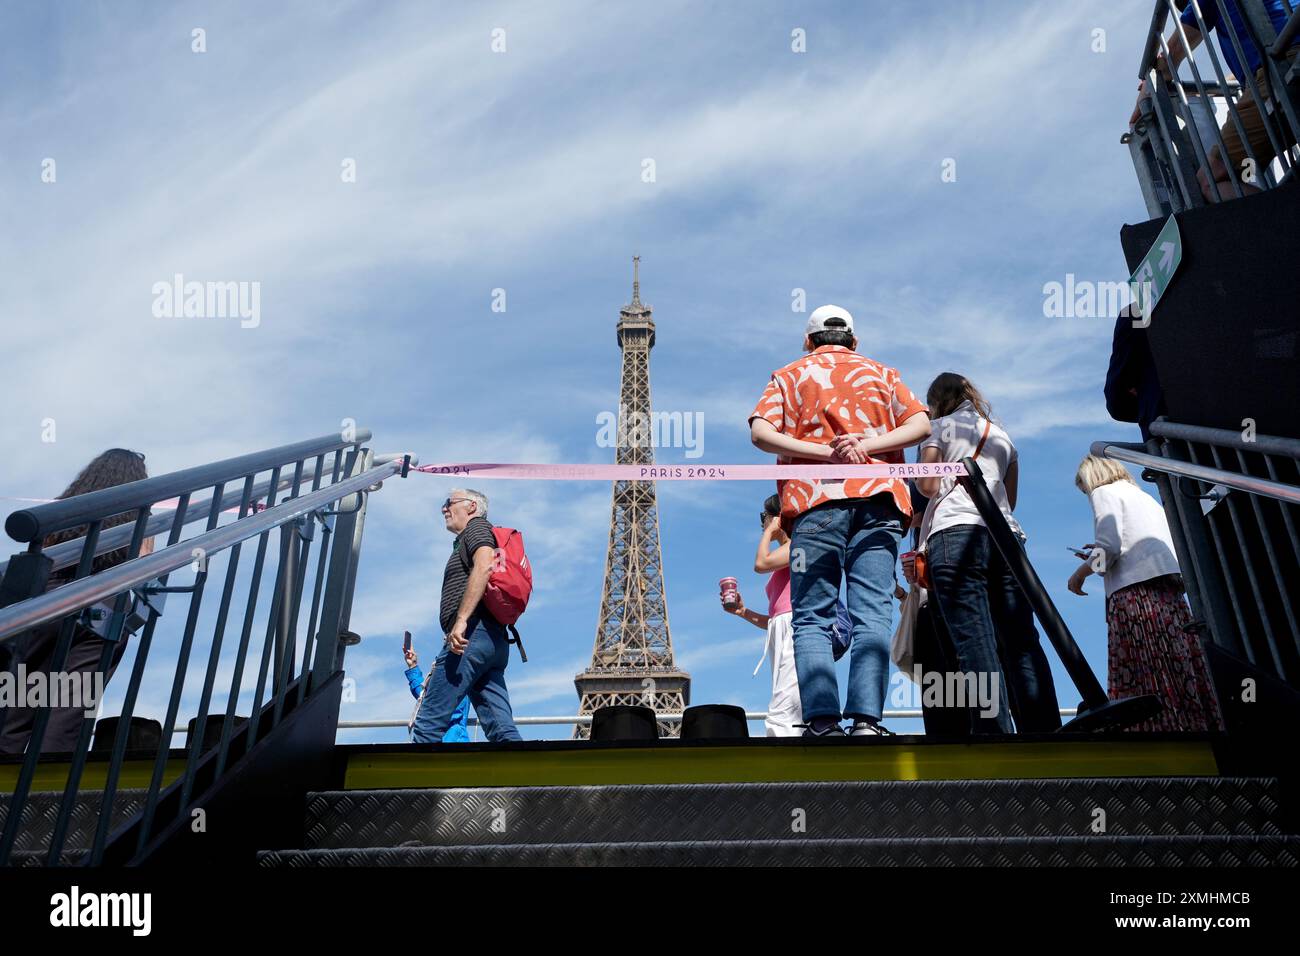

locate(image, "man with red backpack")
[[411, 488, 529, 743]]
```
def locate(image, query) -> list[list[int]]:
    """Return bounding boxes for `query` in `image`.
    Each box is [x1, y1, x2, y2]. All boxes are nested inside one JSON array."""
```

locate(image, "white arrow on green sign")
[[1129, 214, 1182, 328]]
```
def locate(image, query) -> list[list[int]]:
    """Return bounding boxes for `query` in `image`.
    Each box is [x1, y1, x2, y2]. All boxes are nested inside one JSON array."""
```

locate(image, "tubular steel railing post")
[[244, 532, 290, 754], [310, 449, 367, 691], [1203, 443, 1290, 680], [1140, 437, 1240, 659], [0, 518, 105, 864], [1238, 0, 1300, 164], [0, 551, 52, 741], [338, 449, 376, 645], [1180, 440, 1263, 666], [295, 516, 334, 708], [176, 476, 254, 814], [272, 517, 311, 726], [1149, 72, 1207, 209], [133, 514, 219, 855], [1214, 0, 1297, 186], [1234, 448, 1300, 663], [1127, 129, 1175, 218], [1185, 0, 1276, 189], [273, 521, 299, 701], [85, 501, 191, 865], [214, 465, 279, 780], [1164, 1, 1247, 201]]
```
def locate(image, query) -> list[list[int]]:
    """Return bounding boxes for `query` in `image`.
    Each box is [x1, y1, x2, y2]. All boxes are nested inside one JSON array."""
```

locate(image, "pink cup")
[[900, 551, 918, 584], [719, 576, 739, 607]]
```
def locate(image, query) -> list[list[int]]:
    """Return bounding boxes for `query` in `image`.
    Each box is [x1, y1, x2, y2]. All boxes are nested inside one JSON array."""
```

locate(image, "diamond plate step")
[[0, 790, 146, 854], [302, 777, 1281, 848], [260, 834, 1300, 867]]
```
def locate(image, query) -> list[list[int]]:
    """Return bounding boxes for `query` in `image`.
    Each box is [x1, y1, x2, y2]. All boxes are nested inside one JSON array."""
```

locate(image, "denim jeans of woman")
[[927, 523, 1061, 735]]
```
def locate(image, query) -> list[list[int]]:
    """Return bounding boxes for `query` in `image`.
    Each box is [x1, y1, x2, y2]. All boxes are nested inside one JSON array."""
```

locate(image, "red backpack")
[[460, 524, 533, 660]]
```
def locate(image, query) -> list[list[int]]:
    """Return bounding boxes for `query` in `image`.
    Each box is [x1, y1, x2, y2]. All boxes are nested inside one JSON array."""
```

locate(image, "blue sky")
[[1, 0, 1166, 739]]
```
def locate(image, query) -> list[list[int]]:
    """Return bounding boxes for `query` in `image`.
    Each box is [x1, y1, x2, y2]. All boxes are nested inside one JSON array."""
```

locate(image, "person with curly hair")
[[0, 448, 153, 754]]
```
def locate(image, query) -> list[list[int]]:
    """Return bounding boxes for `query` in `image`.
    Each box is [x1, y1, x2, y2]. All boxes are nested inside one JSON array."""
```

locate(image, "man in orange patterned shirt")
[[748, 305, 930, 736]]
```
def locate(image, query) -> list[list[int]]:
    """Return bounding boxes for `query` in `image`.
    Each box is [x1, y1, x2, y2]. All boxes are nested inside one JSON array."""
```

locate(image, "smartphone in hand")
[[1067, 546, 1090, 560], [403, 630, 412, 652]]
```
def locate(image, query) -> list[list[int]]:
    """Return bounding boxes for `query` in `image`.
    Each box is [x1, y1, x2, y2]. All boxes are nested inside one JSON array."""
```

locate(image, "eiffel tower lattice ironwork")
[[573, 257, 690, 738]]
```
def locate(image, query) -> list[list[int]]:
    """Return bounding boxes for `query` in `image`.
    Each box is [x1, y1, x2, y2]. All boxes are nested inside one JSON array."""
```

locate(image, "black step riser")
[[0, 791, 145, 854], [260, 835, 1300, 867], [302, 778, 1281, 848]]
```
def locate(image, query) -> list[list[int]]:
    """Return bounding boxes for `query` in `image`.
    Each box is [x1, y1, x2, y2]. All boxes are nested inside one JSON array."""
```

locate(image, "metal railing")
[[331, 708, 1084, 736], [1127, 0, 1300, 216], [0, 429, 404, 865], [1093, 418, 1300, 686]]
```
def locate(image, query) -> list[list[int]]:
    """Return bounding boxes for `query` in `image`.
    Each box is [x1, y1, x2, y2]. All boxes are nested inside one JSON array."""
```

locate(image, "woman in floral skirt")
[[1067, 455, 1223, 732]]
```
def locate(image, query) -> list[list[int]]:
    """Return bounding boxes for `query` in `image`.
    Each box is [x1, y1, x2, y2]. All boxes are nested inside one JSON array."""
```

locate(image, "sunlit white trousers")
[[754, 611, 802, 737]]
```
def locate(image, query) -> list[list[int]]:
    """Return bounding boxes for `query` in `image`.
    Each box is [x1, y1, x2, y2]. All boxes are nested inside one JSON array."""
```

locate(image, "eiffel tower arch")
[[573, 258, 690, 737]]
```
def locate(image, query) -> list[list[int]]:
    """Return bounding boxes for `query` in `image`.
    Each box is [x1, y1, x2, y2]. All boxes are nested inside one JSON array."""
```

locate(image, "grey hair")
[[451, 487, 489, 519]]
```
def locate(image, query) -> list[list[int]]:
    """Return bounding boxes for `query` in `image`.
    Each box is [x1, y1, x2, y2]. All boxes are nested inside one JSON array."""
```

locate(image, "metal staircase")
[[0, 428, 405, 865]]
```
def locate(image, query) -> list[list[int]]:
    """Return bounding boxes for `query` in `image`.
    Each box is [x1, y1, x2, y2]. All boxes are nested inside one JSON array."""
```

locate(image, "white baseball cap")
[[806, 304, 854, 336]]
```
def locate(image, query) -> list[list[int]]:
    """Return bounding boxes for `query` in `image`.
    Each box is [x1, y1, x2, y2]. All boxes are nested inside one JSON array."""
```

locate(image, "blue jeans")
[[411, 614, 522, 743], [927, 524, 1061, 735], [790, 496, 904, 723]]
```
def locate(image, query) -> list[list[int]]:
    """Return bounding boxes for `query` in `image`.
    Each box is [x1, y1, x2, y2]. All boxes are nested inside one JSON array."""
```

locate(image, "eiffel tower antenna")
[[573, 258, 690, 737]]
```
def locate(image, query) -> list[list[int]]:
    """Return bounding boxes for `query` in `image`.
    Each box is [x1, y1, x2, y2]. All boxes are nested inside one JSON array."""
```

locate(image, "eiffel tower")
[[573, 258, 690, 738]]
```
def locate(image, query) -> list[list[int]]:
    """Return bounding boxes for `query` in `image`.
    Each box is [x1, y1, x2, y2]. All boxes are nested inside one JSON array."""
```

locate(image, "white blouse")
[[1087, 479, 1182, 597], [920, 401, 1023, 541]]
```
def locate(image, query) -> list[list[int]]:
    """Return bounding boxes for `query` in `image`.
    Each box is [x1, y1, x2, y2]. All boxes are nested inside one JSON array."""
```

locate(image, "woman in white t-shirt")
[[1067, 455, 1223, 732], [910, 373, 1061, 735]]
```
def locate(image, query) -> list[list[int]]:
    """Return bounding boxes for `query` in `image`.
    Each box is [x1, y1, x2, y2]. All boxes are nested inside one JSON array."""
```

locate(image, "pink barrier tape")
[[2, 461, 964, 515], [412, 461, 967, 480]]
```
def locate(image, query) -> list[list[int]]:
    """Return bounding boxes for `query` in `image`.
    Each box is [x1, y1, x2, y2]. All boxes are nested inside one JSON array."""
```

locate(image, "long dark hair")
[[45, 448, 149, 575], [926, 372, 993, 420]]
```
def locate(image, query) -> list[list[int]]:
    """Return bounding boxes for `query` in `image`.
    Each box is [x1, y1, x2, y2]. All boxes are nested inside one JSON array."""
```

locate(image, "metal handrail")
[[1150, 419, 1300, 458], [4, 430, 370, 543], [1273, 4, 1300, 54], [0, 458, 400, 644], [1138, 0, 1172, 78], [0, 451, 418, 580], [1090, 440, 1300, 505], [0, 460, 329, 580], [329, 708, 1084, 732]]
